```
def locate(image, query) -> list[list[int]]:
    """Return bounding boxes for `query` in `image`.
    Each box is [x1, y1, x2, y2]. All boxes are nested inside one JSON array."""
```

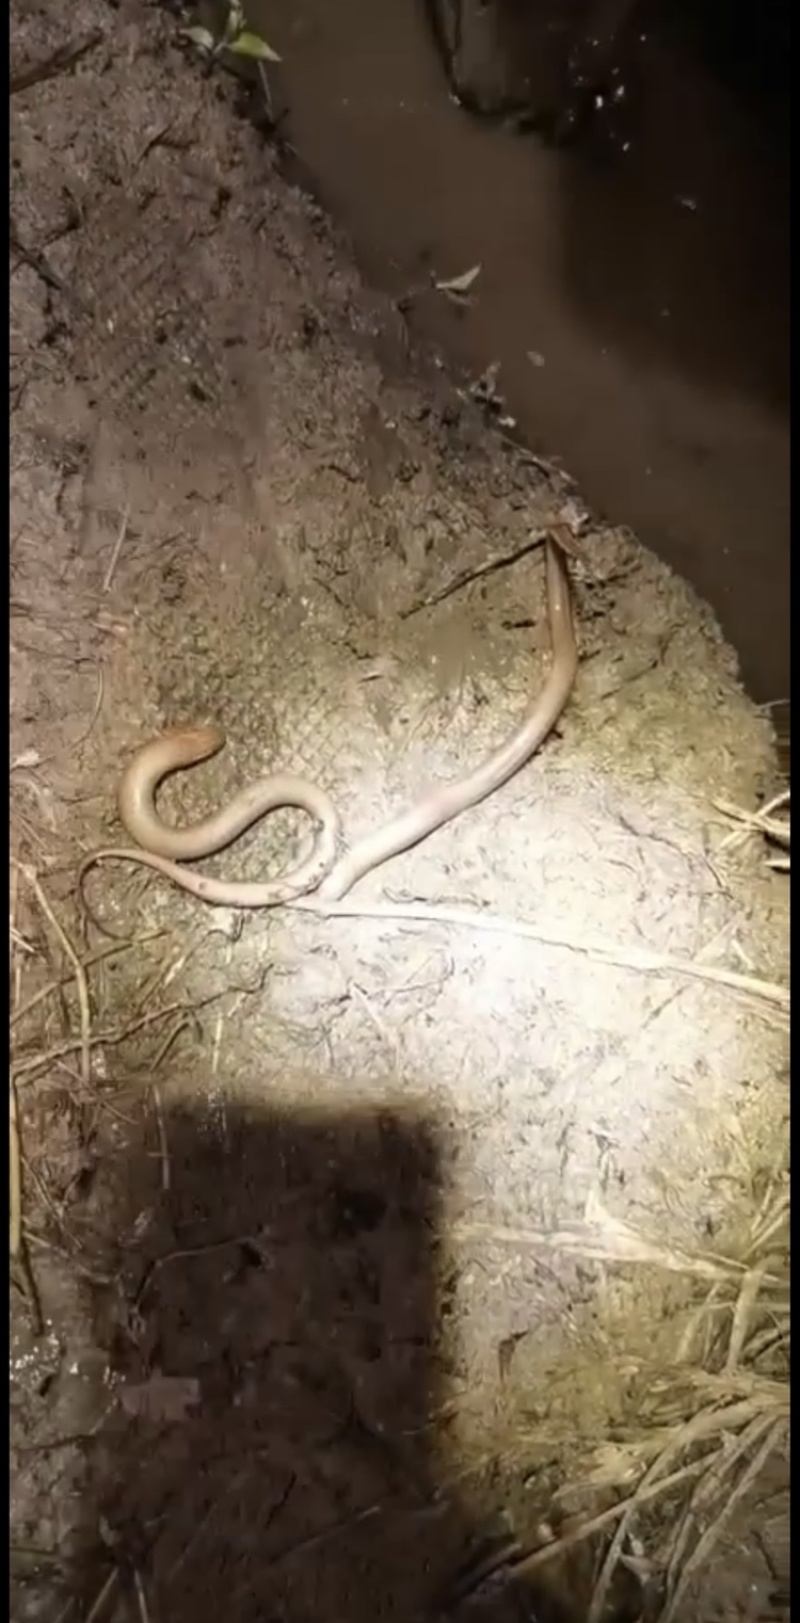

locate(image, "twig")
[[135, 1234, 272, 1308], [133, 1566, 151, 1623], [9, 1090, 44, 1334], [71, 668, 105, 751], [12, 976, 256, 1085], [12, 999, 188, 1084], [400, 532, 548, 618], [22, 1146, 73, 1234], [586, 1402, 776, 1622], [10, 933, 163, 1030], [508, 1455, 711, 1577], [759, 788, 791, 820], [663, 1413, 775, 1603], [350, 981, 399, 1070], [587, 1416, 698, 1623], [132, 936, 205, 1014], [434, 1538, 524, 1614], [10, 28, 104, 94], [80, 873, 788, 1009], [268, 1499, 384, 1568], [9, 921, 36, 956], [149, 1016, 197, 1073], [748, 1169, 790, 1257], [301, 899, 790, 1012], [9, 1083, 22, 1258], [211, 1011, 224, 1077], [726, 1263, 768, 1371], [659, 1418, 786, 1623], [18, 865, 92, 1088], [256, 62, 275, 123], [145, 1006, 193, 1201], [9, 856, 22, 983], [452, 1220, 771, 1285], [83, 1568, 119, 1623], [150, 1085, 170, 1193], [52, 1597, 77, 1623], [686, 1371, 789, 1410], [102, 502, 130, 593], [715, 793, 790, 851]]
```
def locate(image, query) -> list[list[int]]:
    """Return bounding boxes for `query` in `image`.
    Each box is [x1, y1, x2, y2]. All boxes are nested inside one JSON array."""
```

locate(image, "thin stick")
[[660, 1419, 786, 1623], [83, 1568, 119, 1623], [587, 1404, 774, 1622], [725, 1263, 768, 1371], [9, 1086, 44, 1332], [10, 932, 163, 1029], [400, 532, 548, 618], [145, 1006, 193, 1201], [12, 980, 241, 1086], [759, 788, 791, 819], [10, 1083, 22, 1257], [71, 667, 105, 752], [18, 865, 92, 1088], [664, 1413, 774, 1599], [149, 1016, 196, 1073], [135, 1235, 271, 1308], [302, 899, 790, 1011], [10, 27, 104, 94], [132, 936, 204, 1014], [588, 1418, 696, 1623], [133, 1566, 151, 1623], [715, 795, 790, 850], [9, 862, 22, 1009], [12, 999, 188, 1084], [508, 1455, 712, 1577], [102, 502, 130, 593], [452, 1220, 771, 1288], [150, 1084, 170, 1193]]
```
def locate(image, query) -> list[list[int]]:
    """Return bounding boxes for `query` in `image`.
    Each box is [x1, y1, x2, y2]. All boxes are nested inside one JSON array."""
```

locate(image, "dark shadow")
[[14, 1092, 636, 1621], [81, 1099, 449, 1621]]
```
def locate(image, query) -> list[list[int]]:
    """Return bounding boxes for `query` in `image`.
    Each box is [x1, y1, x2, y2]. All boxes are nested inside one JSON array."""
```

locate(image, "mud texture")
[[10, 4, 789, 1622]]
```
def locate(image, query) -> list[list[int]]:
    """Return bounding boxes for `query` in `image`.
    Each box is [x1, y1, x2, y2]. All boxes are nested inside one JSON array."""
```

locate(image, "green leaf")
[[180, 24, 217, 54], [228, 29, 282, 62]]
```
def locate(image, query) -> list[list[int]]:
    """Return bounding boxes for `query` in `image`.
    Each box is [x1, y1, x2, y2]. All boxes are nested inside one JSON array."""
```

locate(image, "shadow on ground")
[[14, 1099, 607, 1623]]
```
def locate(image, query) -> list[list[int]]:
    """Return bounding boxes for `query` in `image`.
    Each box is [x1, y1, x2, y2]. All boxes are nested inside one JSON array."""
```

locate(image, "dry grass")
[[7, 840, 263, 1321], [489, 1177, 790, 1620], [10, 803, 790, 1622], [715, 788, 791, 873], [304, 897, 790, 1014]]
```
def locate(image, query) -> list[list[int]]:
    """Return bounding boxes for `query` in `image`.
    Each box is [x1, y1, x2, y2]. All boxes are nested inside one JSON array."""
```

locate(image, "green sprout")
[[181, 1, 281, 67]]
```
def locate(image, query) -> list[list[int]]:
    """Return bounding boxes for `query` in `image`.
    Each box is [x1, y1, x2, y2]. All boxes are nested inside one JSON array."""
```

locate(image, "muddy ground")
[[9, 4, 790, 1622]]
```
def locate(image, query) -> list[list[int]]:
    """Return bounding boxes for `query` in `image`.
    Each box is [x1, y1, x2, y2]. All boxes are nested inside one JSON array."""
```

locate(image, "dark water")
[[250, 0, 790, 704]]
